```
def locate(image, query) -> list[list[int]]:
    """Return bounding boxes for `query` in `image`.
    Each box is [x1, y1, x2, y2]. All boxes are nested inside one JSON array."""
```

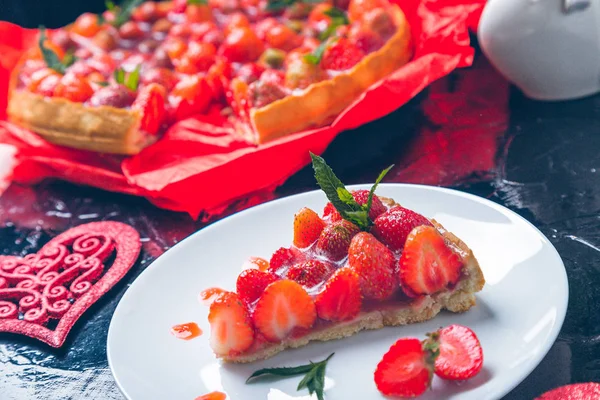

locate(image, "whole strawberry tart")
[[8, 0, 412, 154], [206, 154, 485, 363]]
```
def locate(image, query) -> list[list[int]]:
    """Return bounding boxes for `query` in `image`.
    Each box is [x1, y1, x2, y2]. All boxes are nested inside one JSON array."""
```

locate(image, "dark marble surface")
[[1, 3, 599, 398]]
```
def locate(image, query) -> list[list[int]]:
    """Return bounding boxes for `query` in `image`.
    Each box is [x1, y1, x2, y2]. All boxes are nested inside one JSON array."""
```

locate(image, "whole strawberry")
[[236, 269, 279, 305], [316, 220, 360, 261], [348, 232, 397, 300], [269, 246, 304, 274], [287, 260, 333, 287], [321, 38, 364, 71], [372, 206, 433, 251], [293, 207, 326, 248]]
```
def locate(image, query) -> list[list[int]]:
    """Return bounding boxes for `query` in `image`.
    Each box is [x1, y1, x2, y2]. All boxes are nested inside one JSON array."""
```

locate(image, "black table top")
[[1, 3, 599, 399]]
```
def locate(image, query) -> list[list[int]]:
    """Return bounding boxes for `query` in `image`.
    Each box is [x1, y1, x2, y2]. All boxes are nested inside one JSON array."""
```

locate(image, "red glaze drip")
[[199, 287, 226, 306], [170, 322, 202, 340], [195, 391, 227, 400]]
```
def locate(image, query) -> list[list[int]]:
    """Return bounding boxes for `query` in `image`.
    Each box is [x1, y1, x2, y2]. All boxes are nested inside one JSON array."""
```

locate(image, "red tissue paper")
[[0, 0, 486, 219]]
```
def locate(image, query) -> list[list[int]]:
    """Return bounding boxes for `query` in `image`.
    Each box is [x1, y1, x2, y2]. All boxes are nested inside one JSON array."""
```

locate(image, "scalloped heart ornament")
[[0, 222, 140, 347]]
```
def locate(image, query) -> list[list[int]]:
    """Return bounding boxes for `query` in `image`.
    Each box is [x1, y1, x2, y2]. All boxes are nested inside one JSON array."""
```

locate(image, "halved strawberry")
[[374, 337, 436, 397], [268, 246, 304, 274], [316, 220, 360, 261], [132, 83, 167, 135], [315, 267, 362, 321], [348, 232, 397, 300], [208, 291, 254, 356], [293, 207, 326, 248], [372, 206, 433, 251], [434, 324, 483, 380], [398, 226, 463, 296], [236, 269, 279, 305], [286, 260, 333, 288], [252, 280, 316, 342]]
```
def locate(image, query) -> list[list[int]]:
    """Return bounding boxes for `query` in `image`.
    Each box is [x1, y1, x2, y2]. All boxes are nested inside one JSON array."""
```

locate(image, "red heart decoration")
[[0, 222, 140, 347]]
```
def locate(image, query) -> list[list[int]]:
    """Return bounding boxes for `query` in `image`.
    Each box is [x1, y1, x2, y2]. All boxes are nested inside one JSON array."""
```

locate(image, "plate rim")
[[107, 183, 569, 400]]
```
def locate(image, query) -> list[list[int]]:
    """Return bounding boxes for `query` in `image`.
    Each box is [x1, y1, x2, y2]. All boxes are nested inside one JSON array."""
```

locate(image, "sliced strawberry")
[[268, 246, 304, 273], [434, 324, 483, 380], [208, 291, 254, 356], [374, 337, 436, 397], [399, 225, 463, 296], [316, 220, 360, 261], [315, 267, 362, 321], [293, 207, 326, 248], [372, 206, 433, 251], [286, 260, 333, 288], [236, 269, 279, 305], [253, 280, 316, 342], [321, 38, 365, 71], [132, 83, 167, 135], [536, 383, 600, 400], [348, 232, 396, 300]]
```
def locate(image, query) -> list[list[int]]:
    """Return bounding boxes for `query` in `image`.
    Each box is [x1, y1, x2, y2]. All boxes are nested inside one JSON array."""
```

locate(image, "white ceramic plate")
[[107, 184, 568, 400]]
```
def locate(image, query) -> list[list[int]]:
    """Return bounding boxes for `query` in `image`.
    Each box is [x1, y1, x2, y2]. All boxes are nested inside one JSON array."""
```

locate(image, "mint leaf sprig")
[[38, 26, 76, 74], [266, 0, 322, 11], [108, 0, 143, 27], [319, 7, 349, 41], [247, 353, 334, 400], [310, 152, 393, 231], [187, 0, 209, 5], [113, 65, 141, 91]]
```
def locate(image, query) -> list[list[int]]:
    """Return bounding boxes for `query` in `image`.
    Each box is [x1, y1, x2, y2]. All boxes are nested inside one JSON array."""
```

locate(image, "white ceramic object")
[[107, 184, 568, 400], [479, 0, 600, 100]]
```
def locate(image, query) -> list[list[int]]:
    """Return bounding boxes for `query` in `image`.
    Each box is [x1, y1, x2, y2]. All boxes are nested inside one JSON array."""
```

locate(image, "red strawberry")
[[348, 232, 397, 300], [399, 226, 463, 296], [236, 269, 279, 304], [132, 83, 166, 135], [286, 260, 333, 287], [322, 190, 386, 223], [316, 220, 360, 261], [293, 207, 326, 248], [322, 202, 342, 222], [434, 324, 483, 380], [315, 267, 362, 321], [253, 280, 316, 341], [536, 383, 600, 400], [248, 78, 286, 108], [268, 246, 304, 273], [372, 206, 433, 251], [208, 291, 254, 356], [321, 38, 365, 71], [374, 338, 436, 397]]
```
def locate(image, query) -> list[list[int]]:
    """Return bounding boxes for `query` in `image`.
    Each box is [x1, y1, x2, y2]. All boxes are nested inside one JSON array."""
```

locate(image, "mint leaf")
[[188, 0, 208, 4], [105, 0, 116, 10], [38, 27, 66, 74], [266, 0, 321, 10], [304, 38, 333, 65], [366, 164, 393, 216], [319, 7, 349, 41], [111, 0, 143, 27], [114, 67, 125, 84], [248, 353, 334, 400], [125, 65, 140, 91]]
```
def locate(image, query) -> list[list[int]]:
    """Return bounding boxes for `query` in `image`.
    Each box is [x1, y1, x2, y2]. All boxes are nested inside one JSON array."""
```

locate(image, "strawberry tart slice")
[[206, 154, 485, 363]]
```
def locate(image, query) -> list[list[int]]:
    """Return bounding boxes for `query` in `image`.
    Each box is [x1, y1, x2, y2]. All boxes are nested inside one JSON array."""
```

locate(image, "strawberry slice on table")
[[315, 267, 362, 321], [399, 226, 463, 297], [236, 269, 279, 305], [253, 280, 316, 342], [286, 260, 333, 288], [434, 324, 483, 380], [132, 83, 167, 135], [374, 337, 437, 397], [293, 207, 326, 248], [372, 206, 433, 251], [535, 383, 600, 400], [348, 232, 397, 300], [208, 291, 254, 356], [315, 220, 360, 261]]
